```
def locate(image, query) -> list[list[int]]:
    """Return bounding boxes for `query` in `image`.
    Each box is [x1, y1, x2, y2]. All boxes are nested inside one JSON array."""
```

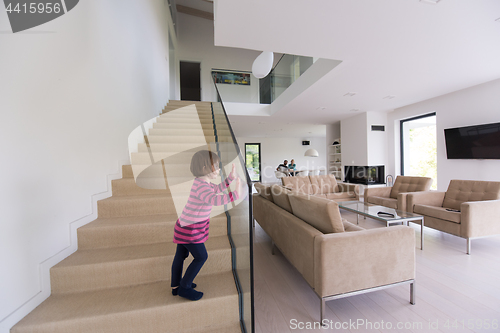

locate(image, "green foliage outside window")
[[409, 126, 437, 190]]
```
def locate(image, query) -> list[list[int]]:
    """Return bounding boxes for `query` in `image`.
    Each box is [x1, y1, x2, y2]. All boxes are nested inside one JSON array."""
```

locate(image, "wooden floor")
[[253, 211, 500, 333]]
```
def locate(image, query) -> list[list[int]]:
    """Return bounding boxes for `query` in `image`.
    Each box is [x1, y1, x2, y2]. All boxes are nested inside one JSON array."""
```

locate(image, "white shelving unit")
[[329, 143, 342, 180]]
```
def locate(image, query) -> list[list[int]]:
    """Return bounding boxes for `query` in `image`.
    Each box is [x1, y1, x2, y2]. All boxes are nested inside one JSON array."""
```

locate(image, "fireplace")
[[344, 165, 385, 185]]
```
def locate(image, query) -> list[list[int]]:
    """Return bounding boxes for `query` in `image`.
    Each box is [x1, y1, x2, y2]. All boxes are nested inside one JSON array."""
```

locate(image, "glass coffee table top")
[[338, 201, 422, 221], [338, 200, 424, 250]]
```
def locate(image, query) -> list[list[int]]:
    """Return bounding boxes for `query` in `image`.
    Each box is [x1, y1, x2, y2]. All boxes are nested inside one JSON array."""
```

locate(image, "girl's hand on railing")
[[229, 163, 237, 179], [235, 177, 242, 196]]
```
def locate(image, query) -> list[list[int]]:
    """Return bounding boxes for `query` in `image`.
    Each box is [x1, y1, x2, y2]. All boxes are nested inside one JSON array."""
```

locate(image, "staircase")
[[11, 101, 242, 333]]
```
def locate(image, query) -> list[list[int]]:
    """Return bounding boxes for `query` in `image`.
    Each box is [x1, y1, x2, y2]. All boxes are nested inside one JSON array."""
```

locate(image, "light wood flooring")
[[253, 211, 500, 333]]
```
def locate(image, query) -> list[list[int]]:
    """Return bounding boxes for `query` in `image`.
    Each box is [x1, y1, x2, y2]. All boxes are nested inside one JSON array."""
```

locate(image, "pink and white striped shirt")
[[173, 175, 238, 244]]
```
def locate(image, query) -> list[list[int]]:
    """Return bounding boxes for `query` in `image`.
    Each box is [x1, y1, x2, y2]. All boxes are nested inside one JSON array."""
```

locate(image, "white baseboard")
[[0, 159, 129, 333]]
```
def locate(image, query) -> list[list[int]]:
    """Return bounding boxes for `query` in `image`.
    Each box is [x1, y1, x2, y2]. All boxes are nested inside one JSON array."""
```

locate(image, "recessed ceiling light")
[[258, 122, 266, 124], [496, 17, 500, 22], [350, 109, 360, 112], [383, 95, 396, 99], [344, 92, 357, 97], [316, 107, 326, 110], [420, 0, 440, 4]]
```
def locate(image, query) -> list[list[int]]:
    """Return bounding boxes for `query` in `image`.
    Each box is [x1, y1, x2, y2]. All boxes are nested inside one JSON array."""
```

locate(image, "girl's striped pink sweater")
[[173, 175, 238, 244]]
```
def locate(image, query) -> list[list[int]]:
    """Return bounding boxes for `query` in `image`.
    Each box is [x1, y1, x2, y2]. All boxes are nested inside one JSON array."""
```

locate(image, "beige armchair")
[[364, 176, 432, 211], [407, 179, 500, 254]]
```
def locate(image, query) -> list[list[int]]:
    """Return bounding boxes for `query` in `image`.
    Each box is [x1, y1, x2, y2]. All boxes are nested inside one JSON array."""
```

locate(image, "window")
[[400, 113, 437, 189], [245, 143, 261, 182]]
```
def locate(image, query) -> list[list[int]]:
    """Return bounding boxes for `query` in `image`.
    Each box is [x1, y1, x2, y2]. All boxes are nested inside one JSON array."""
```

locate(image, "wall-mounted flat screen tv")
[[444, 122, 500, 159]]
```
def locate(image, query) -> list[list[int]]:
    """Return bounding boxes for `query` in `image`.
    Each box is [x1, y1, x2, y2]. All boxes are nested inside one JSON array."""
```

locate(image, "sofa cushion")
[[343, 219, 364, 232], [326, 191, 356, 201], [443, 180, 500, 210], [309, 175, 338, 195], [366, 196, 398, 209], [413, 204, 461, 224], [390, 176, 433, 199], [254, 183, 273, 202], [282, 176, 313, 194], [270, 185, 293, 213], [288, 193, 345, 233]]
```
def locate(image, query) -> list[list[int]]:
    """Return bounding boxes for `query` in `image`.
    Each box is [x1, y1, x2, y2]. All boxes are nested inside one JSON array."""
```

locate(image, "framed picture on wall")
[[212, 70, 251, 85]]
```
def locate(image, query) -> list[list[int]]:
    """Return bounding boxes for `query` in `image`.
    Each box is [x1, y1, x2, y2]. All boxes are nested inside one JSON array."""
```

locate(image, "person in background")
[[288, 159, 297, 176], [276, 160, 289, 173]]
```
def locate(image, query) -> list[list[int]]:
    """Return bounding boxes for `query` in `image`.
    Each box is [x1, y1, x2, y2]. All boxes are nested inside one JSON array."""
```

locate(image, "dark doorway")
[[180, 61, 201, 101]]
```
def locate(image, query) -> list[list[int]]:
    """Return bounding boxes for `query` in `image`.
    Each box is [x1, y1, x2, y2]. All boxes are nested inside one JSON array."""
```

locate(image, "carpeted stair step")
[[50, 235, 232, 294], [155, 115, 216, 122], [11, 272, 239, 333], [158, 112, 226, 120], [137, 143, 213, 153], [148, 128, 231, 137], [111, 178, 170, 196], [122, 165, 134, 178], [146, 135, 233, 143], [111, 176, 239, 197], [152, 122, 215, 130], [77, 214, 229, 250], [161, 110, 214, 117], [183, 322, 242, 333], [97, 194, 176, 218], [130, 152, 210, 166]]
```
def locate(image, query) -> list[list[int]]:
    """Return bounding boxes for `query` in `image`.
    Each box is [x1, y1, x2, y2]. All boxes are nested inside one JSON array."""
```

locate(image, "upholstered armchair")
[[407, 179, 500, 254], [364, 176, 433, 211]]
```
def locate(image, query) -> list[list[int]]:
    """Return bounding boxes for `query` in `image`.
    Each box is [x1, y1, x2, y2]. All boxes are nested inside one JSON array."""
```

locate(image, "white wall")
[[176, 13, 262, 102], [236, 137, 327, 183], [340, 111, 388, 172], [341, 113, 368, 166], [387, 78, 500, 190], [366, 112, 388, 167], [0, 0, 172, 330]]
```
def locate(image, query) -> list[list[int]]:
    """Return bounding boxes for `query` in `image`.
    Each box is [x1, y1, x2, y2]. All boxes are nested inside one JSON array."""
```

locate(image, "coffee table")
[[338, 201, 424, 250]]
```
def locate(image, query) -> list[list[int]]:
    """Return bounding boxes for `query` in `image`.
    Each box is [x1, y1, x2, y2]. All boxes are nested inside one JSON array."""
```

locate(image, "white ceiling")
[[179, 0, 500, 138]]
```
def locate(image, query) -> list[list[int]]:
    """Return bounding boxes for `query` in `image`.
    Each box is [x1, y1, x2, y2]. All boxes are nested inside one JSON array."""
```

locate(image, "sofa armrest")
[[364, 186, 392, 202], [313, 226, 415, 298], [461, 200, 500, 238], [406, 191, 445, 212], [336, 183, 360, 200], [397, 192, 410, 212]]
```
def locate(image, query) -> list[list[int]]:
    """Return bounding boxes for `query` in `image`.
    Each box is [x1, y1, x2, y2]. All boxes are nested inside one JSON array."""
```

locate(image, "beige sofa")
[[407, 179, 500, 254], [364, 176, 432, 211], [253, 183, 416, 322], [282, 174, 360, 201]]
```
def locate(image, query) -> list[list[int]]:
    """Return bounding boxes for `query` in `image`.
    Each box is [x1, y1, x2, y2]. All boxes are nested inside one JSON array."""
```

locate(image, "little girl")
[[171, 150, 241, 301]]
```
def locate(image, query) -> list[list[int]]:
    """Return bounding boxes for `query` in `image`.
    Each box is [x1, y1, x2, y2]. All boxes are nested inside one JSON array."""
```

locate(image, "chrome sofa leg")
[[467, 238, 471, 255], [321, 297, 326, 325], [410, 281, 415, 305]]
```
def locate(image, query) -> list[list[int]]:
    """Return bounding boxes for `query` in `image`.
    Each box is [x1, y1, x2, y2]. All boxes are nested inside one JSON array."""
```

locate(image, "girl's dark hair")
[[190, 150, 221, 177]]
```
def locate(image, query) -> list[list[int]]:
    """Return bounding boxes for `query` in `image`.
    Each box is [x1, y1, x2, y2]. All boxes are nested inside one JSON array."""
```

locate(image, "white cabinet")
[[329, 144, 342, 180]]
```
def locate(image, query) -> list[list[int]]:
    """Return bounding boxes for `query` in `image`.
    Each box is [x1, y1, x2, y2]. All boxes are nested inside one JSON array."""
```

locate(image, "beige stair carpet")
[[11, 101, 241, 333]]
